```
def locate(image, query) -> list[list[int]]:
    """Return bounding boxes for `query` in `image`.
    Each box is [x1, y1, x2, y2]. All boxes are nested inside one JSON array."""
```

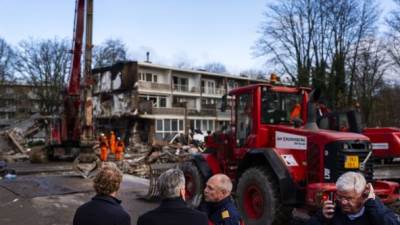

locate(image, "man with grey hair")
[[137, 168, 208, 225], [308, 171, 400, 225], [199, 174, 242, 225]]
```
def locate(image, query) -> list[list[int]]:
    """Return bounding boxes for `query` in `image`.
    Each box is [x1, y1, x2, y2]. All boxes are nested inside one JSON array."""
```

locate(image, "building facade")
[[92, 61, 266, 144], [0, 84, 41, 128]]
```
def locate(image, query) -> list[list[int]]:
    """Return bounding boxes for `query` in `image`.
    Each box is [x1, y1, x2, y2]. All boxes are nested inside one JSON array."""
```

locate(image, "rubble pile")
[[0, 115, 43, 163], [0, 129, 30, 162], [120, 142, 201, 178]]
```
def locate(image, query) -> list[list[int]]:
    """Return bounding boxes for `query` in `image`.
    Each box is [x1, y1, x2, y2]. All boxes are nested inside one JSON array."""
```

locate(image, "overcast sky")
[[0, 0, 397, 74]]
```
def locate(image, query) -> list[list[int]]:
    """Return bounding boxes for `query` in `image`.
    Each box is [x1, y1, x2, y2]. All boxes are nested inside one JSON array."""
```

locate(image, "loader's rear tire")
[[237, 167, 292, 225], [180, 161, 204, 208]]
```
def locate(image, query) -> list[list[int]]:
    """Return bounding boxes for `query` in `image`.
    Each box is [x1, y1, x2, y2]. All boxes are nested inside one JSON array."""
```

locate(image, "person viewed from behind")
[[99, 133, 109, 162], [137, 168, 208, 225], [73, 163, 130, 225], [115, 137, 125, 161], [199, 174, 243, 225], [307, 171, 400, 225], [109, 131, 117, 154]]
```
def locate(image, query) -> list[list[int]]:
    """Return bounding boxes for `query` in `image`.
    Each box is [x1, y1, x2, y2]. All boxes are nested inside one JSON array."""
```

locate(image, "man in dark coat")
[[308, 171, 400, 225], [137, 168, 208, 225], [73, 163, 130, 225], [198, 174, 242, 225]]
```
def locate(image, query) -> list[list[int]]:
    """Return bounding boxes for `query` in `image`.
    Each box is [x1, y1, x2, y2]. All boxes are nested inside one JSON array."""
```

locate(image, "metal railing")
[[172, 84, 189, 92], [201, 87, 226, 95], [152, 107, 185, 115], [137, 81, 170, 91]]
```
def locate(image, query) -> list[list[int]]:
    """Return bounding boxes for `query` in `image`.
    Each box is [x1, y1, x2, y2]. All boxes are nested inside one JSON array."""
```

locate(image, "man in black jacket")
[[137, 168, 208, 225], [308, 171, 400, 225], [73, 163, 130, 225]]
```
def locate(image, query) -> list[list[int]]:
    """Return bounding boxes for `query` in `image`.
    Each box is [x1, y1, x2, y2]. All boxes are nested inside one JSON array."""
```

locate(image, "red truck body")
[[183, 83, 400, 225]]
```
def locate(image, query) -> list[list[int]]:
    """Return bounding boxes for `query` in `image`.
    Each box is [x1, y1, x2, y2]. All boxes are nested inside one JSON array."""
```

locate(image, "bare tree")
[[370, 82, 400, 127], [174, 60, 194, 70], [240, 69, 267, 79], [203, 62, 227, 73], [255, 0, 380, 108], [0, 37, 16, 83], [15, 38, 71, 114], [255, 0, 317, 86], [341, 0, 379, 105], [353, 39, 388, 124], [93, 39, 128, 68], [386, 0, 400, 72]]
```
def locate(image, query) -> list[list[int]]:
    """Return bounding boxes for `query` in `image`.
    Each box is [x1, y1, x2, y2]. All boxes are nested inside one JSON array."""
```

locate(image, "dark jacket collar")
[[93, 194, 122, 205], [207, 196, 231, 211], [160, 197, 187, 208]]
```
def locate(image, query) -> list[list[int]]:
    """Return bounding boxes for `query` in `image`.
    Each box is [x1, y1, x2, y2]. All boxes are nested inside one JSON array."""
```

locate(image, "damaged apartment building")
[[92, 61, 265, 145]]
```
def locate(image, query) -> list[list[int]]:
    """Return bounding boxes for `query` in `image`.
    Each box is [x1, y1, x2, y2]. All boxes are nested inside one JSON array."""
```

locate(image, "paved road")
[[0, 174, 158, 225], [0, 162, 310, 225]]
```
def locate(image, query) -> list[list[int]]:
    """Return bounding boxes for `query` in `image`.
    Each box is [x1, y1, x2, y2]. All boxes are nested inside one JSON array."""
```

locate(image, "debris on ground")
[[0, 114, 44, 163], [119, 140, 201, 178], [0, 113, 204, 181]]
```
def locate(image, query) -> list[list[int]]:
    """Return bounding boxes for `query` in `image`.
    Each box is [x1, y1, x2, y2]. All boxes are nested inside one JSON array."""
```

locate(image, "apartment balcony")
[[137, 81, 170, 92], [152, 107, 185, 115], [201, 103, 216, 110], [0, 106, 17, 112], [172, 84, 200, 94], [201, 87, 226, 96], [216, 109, 231, 118], [188, 108, 217, 117]]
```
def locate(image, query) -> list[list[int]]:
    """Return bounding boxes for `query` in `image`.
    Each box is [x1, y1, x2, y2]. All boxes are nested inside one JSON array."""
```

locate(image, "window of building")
[[139, 95, 167, 108], [173, 76, 188, 92], [139, 72, 158, 83], [173, 96, 196, 109], [227, 80, 239, 91], [189, 119, 215, 133], [202, 98, 216, 105], [201, 79, 216, 94], [155, 119, 184, 141]]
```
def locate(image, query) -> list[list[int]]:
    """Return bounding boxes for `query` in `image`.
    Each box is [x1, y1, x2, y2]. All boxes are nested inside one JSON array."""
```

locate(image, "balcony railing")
[[188, 108, 217, 117], [173, 85, 201, 93], [201, 87, 226, 95], [137, 81, 170, 91], [152, 107, 185, 115], [0, 106, 17, 112], [173, 84, 189, 92], [216, 109, 231, 118], [201, 104, 216, 110]]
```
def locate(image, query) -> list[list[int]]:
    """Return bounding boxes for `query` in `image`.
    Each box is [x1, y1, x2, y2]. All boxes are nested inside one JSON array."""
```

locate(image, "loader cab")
[[229, 84, 309, 149]]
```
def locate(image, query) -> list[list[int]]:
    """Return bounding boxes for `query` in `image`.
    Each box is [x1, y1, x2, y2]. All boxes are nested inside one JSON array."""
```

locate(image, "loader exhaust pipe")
[[304, 88, 321, 131]]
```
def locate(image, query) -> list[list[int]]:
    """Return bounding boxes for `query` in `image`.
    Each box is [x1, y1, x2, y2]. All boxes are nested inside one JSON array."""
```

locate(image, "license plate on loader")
[[344, 155, 359, 169]]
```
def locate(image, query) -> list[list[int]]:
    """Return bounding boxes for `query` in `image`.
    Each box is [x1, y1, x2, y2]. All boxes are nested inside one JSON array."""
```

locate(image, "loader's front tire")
[[180, 161, 204, 208], [237, 167, 292, 225]]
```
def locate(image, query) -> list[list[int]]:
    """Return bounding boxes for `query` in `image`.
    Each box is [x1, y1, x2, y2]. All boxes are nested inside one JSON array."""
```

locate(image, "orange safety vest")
[[100, 136, 109, 161], [109, 132, 116, 154], [290, 103, 301, 121], [115, 140, 125, 161]]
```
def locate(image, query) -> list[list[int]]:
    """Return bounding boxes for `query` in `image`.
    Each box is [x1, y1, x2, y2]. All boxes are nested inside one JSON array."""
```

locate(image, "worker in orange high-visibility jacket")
[[290, 103, 301, 121], [99, 133, 109, 161], [109, 131, 116, 154], [115, 137, 125, 161]]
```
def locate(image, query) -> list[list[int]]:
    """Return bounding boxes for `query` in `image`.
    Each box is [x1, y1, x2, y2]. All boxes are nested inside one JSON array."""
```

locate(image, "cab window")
[[261, 89, 301, 124]]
